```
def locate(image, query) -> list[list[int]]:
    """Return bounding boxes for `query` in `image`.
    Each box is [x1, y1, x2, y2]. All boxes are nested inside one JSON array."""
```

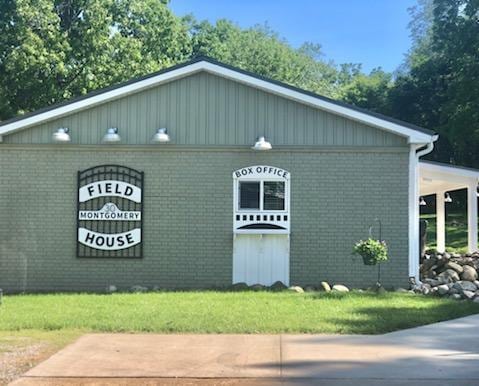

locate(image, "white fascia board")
[[420, 162, 479, 180], [0, 60, 435, 143]]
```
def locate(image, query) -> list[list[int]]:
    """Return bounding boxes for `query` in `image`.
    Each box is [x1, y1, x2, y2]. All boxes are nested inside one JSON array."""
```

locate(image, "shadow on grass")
[[306, 291, 479, 334]]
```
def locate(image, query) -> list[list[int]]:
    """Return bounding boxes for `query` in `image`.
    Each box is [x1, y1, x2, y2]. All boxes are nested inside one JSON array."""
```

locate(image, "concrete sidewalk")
[[12, 315, 479, 386]]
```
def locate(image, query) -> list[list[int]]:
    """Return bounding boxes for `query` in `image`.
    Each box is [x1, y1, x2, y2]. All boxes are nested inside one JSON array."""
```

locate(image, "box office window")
[[239, 181, 260, 210], [238, 181, 285, 211], [263, 181, 285, 210]]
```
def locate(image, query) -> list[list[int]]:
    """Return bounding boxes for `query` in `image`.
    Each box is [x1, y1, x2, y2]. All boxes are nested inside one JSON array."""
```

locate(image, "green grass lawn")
[[1, 291, 478, 335], [421, 212, 470, 253]]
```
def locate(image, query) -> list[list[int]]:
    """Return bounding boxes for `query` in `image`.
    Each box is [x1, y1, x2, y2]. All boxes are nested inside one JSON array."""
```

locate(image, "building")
[[0, 57, 443, 292]]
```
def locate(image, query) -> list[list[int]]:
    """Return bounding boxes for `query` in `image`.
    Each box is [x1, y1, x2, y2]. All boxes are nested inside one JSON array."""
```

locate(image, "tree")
[[387, 0, 479, 167], [187, 19, 343, 98], [0, 0, 191, 120], [340, 66, 392, 112]]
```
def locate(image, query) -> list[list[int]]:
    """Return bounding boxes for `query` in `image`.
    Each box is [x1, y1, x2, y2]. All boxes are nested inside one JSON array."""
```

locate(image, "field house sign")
[[77, 165, 144, 258]]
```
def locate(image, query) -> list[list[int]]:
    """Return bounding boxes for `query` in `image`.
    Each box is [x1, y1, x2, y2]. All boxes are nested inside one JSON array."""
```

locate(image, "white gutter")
[[408, 137, 436, 284]]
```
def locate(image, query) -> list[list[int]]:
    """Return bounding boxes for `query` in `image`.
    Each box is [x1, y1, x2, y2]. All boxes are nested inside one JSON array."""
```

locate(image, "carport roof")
[[419, 160, 479, 196]]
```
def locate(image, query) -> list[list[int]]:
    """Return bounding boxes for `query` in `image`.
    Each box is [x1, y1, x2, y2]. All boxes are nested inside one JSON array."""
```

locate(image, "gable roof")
[[0, 56, 437, 144]]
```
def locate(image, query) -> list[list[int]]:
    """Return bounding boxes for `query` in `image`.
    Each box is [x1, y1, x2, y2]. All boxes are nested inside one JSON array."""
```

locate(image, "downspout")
[[409, 135, 437, 285]]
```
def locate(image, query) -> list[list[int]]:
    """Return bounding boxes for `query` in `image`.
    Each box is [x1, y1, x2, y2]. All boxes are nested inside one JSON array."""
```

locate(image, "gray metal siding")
[[4, 72, 407, 147]]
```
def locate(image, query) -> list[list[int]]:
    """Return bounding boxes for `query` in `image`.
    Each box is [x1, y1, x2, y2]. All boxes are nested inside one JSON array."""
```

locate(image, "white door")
[[233, 234, 289, 286]]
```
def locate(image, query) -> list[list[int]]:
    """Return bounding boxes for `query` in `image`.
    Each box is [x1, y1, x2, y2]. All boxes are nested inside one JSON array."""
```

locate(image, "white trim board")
[[0, 59, 436, 144]]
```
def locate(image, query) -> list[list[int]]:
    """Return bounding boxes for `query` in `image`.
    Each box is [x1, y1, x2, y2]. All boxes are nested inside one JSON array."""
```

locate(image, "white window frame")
[[232, 165, 290, 234], [237, 179, 288, 213]]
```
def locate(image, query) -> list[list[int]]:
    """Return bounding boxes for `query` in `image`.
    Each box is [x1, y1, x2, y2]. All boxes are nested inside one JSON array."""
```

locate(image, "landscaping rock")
[[106, 285, 117, 294], [437, 284, 449, 296], [422, 278, 442, 287], [461, 265, 478, 282], [421, 258, 437, 273], [130, 285, 148, 293], [437, 269, 460, 283], [421, 285, 431, 295], [474, 297, 479, 304], [320, 281, 331, 292], [230, 282, 249, 291], [250, 284, 266, 291], [462, 290, 475, 300], [270, 281, 287, 291], [288, 285, 304, 293], [394, 287, 409, 293], [453, 281, 478, 293], [445, 262, 463, 274], [332, 284, 349, 292], [448, 287, 460, 295]]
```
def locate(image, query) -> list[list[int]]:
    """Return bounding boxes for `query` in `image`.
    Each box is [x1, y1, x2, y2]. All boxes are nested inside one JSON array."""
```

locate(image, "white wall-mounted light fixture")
[[419, 196, 426, 206], [52, 127, 71, 143], [152, 128, 170, 144], [445, 192, 453, 203], [252, 136, 272, 151], [102, 127, 121, 144]]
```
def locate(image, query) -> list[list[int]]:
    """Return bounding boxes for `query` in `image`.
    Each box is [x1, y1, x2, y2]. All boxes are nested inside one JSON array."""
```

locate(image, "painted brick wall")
[[0, 146, 409, 292]]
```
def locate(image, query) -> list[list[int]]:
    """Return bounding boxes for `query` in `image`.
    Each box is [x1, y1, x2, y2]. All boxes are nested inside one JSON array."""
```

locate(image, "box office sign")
[[77, 165, 144, 258]]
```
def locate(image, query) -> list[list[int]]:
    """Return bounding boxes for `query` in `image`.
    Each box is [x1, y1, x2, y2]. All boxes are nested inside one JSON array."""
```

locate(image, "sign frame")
[[76, 164, 144, 258]]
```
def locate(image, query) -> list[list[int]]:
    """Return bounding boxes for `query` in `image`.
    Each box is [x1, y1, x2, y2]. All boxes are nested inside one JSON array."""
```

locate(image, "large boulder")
[[332, 284, 349, 292], [320, 281, 331, 292], [437, 284, 450, 296], [461, 265, 478, 282], [421, 258, 437, 273], [445, 262, 463, 274], [270, 281, 287, 291], [462, 290, 476, 300], [437, 269, 460, 283], [422, 278, 442, 287], [250, 284, 266, 291], [453, 281, 478, 293], [288, 285, 304, 293], [230, 282, 249, 291]]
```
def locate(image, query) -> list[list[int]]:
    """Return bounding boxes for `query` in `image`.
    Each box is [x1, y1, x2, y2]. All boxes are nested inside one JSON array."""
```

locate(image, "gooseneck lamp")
[[152, 128, 170, 144], [52, 127, 71, 143], [103, 128, 121, 144], [252, 136, 272, 151]]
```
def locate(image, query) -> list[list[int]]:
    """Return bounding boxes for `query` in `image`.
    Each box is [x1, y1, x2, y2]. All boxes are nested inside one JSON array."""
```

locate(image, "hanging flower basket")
[[353, 238, 389, 266]]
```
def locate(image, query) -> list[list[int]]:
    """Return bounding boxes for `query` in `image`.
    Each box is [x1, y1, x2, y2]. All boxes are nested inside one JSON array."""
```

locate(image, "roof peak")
[[0, 56, 437, 143]]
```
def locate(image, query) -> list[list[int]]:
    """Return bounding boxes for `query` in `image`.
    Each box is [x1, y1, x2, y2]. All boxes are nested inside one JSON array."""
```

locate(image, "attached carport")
[[419, 160, 479, 253]]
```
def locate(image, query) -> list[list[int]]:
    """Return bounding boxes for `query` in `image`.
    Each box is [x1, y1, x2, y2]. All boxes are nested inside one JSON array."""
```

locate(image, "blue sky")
[[170, 0, 418, 73]]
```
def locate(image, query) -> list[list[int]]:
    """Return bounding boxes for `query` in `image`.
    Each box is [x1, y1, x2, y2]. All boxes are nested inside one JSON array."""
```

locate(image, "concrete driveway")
[[11, 314, 479, 386]]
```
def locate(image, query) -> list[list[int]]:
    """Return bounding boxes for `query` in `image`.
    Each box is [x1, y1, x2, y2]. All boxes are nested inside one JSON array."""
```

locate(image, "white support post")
[[467, 183, 478, 253], [436, 191, 446, 253]]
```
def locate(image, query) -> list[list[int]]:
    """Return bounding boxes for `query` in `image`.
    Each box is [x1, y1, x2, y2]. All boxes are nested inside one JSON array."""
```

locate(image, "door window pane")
[[239, 181, 260, 209], [263, 181, 285, 210]]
